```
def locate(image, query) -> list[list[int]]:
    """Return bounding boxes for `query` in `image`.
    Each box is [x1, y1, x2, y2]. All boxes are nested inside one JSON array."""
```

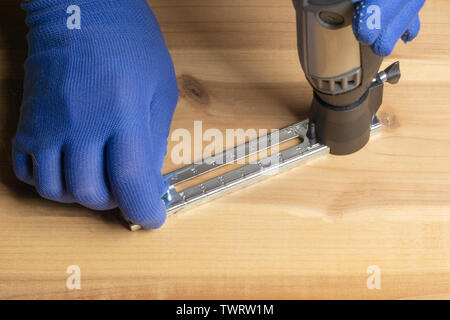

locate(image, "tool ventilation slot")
[[311, 67, 362, 95]]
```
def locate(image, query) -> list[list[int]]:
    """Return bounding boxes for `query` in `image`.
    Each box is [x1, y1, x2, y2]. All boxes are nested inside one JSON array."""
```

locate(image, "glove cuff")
[[22, 0, 153, 53]]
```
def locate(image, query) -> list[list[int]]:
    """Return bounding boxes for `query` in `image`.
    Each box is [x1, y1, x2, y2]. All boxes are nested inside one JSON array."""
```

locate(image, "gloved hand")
[[351, 0, 426, 56], [14, 0, 178, 229]]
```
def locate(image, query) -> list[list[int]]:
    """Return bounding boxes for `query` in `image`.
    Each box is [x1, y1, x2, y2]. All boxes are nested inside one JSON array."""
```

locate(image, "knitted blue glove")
[[352, 0, 426, 56], [14, 0, 178, 229]]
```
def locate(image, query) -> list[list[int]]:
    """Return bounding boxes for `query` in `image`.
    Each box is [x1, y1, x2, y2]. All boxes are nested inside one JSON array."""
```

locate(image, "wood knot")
[[378, 111, 400, 130], [178, 75, 210, 106]]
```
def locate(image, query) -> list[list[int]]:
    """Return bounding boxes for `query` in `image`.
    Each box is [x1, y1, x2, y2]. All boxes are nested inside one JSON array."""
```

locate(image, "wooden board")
[[0, 0, 449, 299]]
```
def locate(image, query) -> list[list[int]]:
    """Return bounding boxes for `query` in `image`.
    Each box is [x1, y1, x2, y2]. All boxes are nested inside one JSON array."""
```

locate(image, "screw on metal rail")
[[307, 120, 317, 145]]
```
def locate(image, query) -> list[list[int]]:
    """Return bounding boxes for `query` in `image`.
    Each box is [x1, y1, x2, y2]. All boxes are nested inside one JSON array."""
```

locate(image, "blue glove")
[[351, 0, 426, 56], [14, 0, 178, 229]]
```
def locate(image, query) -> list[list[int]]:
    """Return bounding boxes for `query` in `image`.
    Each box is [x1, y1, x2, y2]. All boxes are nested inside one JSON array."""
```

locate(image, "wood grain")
[[0, 0, 449, 299]]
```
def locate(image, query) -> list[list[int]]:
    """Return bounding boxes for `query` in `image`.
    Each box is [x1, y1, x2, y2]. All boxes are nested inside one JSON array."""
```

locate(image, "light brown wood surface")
[[0, 0, 449, 300]]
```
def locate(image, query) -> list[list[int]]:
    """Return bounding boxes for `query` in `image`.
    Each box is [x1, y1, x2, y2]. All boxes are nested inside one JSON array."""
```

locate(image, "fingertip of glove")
[[12, 146, 34, 185], [371, 40, 394, 57], [130, 201, 168, 230], [141, 218, 167, 230], [401, 15, 421, 43], [115, 183, 169, 230]]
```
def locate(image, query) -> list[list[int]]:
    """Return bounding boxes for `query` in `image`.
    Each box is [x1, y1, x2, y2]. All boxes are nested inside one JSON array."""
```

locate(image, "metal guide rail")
[[128, 117, 382, 231]]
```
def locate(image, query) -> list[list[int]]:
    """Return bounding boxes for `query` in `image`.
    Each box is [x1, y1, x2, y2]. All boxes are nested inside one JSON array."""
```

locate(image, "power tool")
[[128, 0, 401, 231], [293, 0, 400, 155]]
